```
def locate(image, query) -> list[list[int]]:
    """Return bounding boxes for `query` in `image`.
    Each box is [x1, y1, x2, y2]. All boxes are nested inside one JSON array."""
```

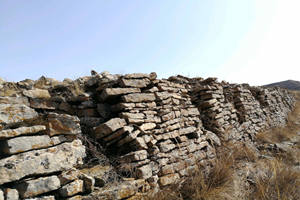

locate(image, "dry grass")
[[252, 158, 300, 200], [146, 143, 259, 200], [257, 91, 300, 144]]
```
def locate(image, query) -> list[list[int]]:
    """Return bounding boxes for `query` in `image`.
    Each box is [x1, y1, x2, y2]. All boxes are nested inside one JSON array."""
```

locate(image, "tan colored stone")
[[120, 112, 145, 119], [100, 88, 141, 100], [159, 173, 180, 186], [0, 97, 29, 106], [139, 123, 156, 131], [0, 104, 38, 126], [123, 73, 151, 79], [0, 140, 85, 185], [16, 176, 61, 198], [24, 196, 55, 200], [29, 99, 56, 110], [120, 78, 150, 88], [119, 150, 148, 163], [45, 113, 81, 136], [93, 118, 126, 139], [103, 126, 133, 142], [0, 135, 52, 155], [0, 125, 46, 139], [136, 164, 152, 179], [3, 188, 18, 200], [0, 190, 3, 200], [122, 93, 156, 103], [23, 89, 51, 99], [59, 179, 84, 197], [58, 168, 80, 185]]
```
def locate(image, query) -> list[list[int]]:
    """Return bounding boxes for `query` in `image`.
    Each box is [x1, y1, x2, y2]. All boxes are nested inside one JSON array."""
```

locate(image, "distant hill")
[[264, 80, 300, 91]]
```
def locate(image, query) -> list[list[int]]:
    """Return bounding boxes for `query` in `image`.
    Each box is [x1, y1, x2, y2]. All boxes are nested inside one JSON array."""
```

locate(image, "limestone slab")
[[23, 89, 51, 99], [0, 135, 52, 155], [16, 175, 60, 198], [46, 113, 81, 136], [0, 125, 46, 139], [122, 93, 156, 103], [159, 173, 180, 186], [59, 179, 84, 197], [3, 188, 19, 200], [0, 140, 85, 185], [100, 88, 141, 100], [93, 118, 126, 139], [120, 78, 150, 88], [0, 104, 38, 126]]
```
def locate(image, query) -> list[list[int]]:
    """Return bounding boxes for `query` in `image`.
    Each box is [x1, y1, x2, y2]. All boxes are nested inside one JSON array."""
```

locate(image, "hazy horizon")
[[1, 0, 300, 85]]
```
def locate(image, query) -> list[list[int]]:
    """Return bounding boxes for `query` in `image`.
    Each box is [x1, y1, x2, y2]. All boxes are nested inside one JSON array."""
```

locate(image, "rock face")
[[0, 72, 296, 199]]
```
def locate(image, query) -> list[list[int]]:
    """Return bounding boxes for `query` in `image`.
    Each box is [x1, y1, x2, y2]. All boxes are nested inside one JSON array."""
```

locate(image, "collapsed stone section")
[[0, 72, 295, 199]]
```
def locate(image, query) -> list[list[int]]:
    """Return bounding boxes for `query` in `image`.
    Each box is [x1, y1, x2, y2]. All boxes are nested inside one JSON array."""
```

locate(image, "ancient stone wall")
[[0, 72, 295, 199]]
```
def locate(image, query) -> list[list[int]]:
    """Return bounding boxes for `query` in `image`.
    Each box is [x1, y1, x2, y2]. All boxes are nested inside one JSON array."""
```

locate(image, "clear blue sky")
[[1, 0, 299, 85]]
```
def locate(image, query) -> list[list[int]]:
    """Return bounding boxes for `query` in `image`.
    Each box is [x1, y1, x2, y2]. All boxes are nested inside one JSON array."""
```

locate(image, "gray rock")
[[100, 88, 141, 100], [120, 78, 150, 88], [0, 97, 29, 106], [119, 150, 148, 163], [16, 176, 61, 198], [136, 164, 152, 179], [0, 125, 46, 139], [23, 89, 51, 99], [0, 189, 3, 200], [0, 104, 38, 127], [0, 140, 85, 185], [122, 93, 156, 103], [0, 135, 52, 155], [59, 179, 84, 197], [93, 118, 126, 139], [24, 196, 55, 200], [58, 168, 80, 185], [3, 188, 19, 200], [45, 113, 81, 136]]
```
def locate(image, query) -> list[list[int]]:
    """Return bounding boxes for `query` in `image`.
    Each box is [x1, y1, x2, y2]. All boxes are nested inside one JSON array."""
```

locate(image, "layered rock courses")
[[0, 72, 295, 199]]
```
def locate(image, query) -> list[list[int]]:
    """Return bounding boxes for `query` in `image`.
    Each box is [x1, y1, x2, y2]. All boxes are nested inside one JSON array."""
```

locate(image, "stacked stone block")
[[0, 72, 296, 199]]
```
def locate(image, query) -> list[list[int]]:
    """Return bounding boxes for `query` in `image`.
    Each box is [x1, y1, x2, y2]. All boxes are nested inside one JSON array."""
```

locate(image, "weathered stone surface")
[[16, 176, 61, 198], [120, 112, 145, 119], [29, 99, 55, 110], [59, 179, 84, 197], [120, 150, 148, 163], [0, 190, 3, 200], [45, 113, 81, 136], [124, 73, 151, 79], [120, 78, 150, 88], [103, 126, 133, 142], [0, 97, 29, 106], [100, 88, 141, 100], [139, 123, 156, 131], [122, 93, 156, 103], [23, 89, 51, 99], [24, 196, 55, 200], [58, 168, 80, 185], [136, 164, 152, 179], [159, 173, 180, 186], [79, 173, 95, 193], [0, 104, 38, 126], [0, 140, 85, 185], [0, 125, 46, 139], [93, 118, 126, 139], [0, 135, 52, 155], [4, 188, 19, 200]]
